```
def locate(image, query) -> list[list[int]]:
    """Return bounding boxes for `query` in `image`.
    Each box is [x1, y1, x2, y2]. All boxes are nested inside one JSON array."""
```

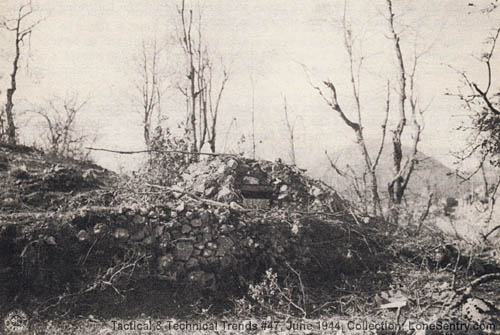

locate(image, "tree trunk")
[[386, 0, 407, 217], [4, 38, 21, 145]]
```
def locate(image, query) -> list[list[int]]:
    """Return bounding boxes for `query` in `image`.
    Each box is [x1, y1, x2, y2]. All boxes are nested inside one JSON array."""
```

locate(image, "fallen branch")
[[144, 183, 247, 212], [86, 147, 237, 157], [457, 272, 500, 293]]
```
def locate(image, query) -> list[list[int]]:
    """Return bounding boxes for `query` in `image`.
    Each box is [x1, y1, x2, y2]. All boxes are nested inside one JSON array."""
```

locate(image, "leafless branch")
[[373, 81, 391, 171]]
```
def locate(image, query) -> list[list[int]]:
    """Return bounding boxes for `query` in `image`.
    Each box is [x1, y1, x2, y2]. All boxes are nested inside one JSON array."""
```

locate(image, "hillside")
[[0, 144, 116, 213], [1, 144, 499, 334]]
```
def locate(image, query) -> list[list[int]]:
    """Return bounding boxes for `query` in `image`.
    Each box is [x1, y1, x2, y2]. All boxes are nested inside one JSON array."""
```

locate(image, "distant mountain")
[[307, 143, 489, 202]]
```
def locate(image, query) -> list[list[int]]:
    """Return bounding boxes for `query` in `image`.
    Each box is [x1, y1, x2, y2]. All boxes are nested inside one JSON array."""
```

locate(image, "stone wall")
[[1, 199, 390, 310]]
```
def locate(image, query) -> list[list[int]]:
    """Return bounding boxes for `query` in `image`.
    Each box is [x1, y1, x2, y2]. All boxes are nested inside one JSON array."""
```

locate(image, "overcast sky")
[[1, 0, 499, 174]]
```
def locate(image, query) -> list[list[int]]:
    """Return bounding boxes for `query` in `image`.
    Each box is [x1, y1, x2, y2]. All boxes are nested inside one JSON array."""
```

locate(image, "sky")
[[1, 0, 499, 175]]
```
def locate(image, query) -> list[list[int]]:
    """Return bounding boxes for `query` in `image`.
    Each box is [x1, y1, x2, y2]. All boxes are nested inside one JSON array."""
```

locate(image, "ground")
[[1, 144, 499, 334]]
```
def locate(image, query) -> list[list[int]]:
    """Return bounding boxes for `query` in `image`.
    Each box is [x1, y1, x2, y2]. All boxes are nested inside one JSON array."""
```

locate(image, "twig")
[[483, 225, 500, 240], [81, 236, 99, 266], [285, 261, 307, 318], [451, 246, 461, 289], [485, 177, 500, 224], [415, 193, 433, 235]]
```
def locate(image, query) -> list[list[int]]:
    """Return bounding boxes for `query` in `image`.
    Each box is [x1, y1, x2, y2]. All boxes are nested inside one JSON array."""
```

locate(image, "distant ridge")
[[310, 143, 488, 201]]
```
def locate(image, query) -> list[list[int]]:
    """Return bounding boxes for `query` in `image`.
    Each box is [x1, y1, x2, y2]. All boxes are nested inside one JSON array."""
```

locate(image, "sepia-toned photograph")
[[1, 0, 499, 334]]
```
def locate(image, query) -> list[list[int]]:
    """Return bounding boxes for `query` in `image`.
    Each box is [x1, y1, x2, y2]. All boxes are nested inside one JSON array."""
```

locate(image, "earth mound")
[[0, 147, 393, 317]]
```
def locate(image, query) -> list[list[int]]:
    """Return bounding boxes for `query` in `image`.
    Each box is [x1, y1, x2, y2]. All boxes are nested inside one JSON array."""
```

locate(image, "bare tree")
[[203, 59, 229, 153], [314, 0, 429, 219], [314, 1, 388, 216], [136, 38, 164, 149], [452, 28, 500, 235], [282, 95, 297, 165], [385, 0, 425, 213], [1, 1, 42, 145], [450, 26, 499, 181], [250, 52, 257, 159], [176, 0, 229, 154], [32, 95, 93, 159]]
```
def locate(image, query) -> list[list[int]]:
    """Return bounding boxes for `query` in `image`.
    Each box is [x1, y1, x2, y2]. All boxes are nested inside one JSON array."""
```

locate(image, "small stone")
[[220, 224, 235, 233], [117, 215, 128, 223], [131, 230, 145, 241], [186, 257, 199, 268], [217, 164, 230, 175], [216, 236, 234, 256], [148, 210, 158, 218], [139, 207, 149, 216], [310, 185, 324, 197], [113, 228, 129, 240], [175, 202, 185, 213], [218, 214, 229, 224], [175, 241, 194, 261], [202, 249, 213, 257], [194, 242, 205, 250], [200, 211, 211, 224], [93, 223, 107, 235], [170, 229, 183, 239], [225, 175, 236, 184], [204, 186, 216, 197], [188, 270, 205, 282], [133, 214, 146, 225], [165, 220, 176, 228], [206, 242, 217, 250], [185, 211, 194, 219], [181, 224, 192, 234], [216, 186, 234, 202], [171, 186, 184, 199], [45, 236, 57, 246], [278, 191, 288, 200], [280, 184, 289, 192], [158, 254, 174, 270], [159, 237, 169, 249], [155, 225, 165, 237], [243, 176, 260, 185], [192, 249, 201, 256], [193, 182, 205, 194], [190, 218, 202, 227], [244, 237, 253, 247], [202, 232, 212, 242], [3, 198, 18, 206], [143, 236, 154, 245], [227, 159, 238, 169]]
